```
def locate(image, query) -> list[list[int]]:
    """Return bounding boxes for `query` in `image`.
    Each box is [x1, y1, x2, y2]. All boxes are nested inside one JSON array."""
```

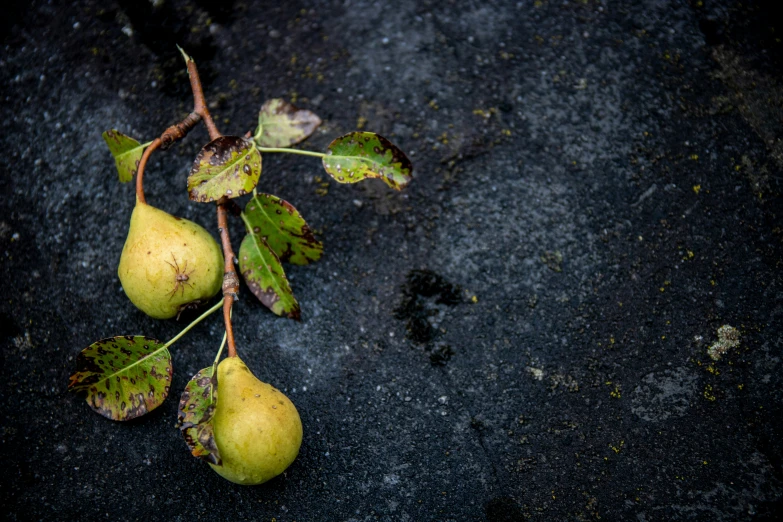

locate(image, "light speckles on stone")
[[708, 325, 740, 361]]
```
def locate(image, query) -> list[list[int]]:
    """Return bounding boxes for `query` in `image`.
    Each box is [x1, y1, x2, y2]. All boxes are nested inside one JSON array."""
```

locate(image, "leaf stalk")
[[163, 298, 225, 349], [255, 146, 325, 159]]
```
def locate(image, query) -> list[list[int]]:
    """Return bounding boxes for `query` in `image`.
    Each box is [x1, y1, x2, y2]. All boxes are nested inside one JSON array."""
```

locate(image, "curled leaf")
[[178, 365, 221, 465], [239, 232, 301, 320], [322, 132, 412, 190], [254, 98, 322, 148], [102, 130, 148, 183], [68, 336, 172, 421], [242, 194, 323, 265], [188, 136, 262, 202]]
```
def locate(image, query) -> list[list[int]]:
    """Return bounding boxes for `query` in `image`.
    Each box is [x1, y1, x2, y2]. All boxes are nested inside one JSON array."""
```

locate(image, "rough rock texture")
[[1, 1, 782, 520]]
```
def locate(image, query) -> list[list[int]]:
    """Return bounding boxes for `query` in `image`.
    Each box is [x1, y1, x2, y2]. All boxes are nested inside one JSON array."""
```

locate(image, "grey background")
[[1, 0, 782, 520]]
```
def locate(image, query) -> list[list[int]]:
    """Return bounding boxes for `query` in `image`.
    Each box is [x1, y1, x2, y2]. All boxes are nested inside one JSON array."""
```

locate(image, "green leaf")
[[177, 365, 221, 465], [242, 194, 323, 266], [322, 132, 413, 190], [254, 98, 322, 148], [188, 136, 262, 202], [102, 130, 148, 183], [239, 232, 301, 320], [68, 336, 172, 421]]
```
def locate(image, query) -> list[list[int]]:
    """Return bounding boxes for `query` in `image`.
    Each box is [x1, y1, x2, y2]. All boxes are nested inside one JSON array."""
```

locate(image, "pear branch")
[[182, 51, 220, 141], [135, 50, 240, 357], [181, 52, 240, 358], [135, 51, 216, 203], [217, 201, 239, 358], [159, 112, 202, 150]]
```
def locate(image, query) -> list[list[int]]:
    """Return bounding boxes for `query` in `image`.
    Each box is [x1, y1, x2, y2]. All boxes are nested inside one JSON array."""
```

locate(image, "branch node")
[[222, 272, 240, 297], [160, 112, 202, 150]]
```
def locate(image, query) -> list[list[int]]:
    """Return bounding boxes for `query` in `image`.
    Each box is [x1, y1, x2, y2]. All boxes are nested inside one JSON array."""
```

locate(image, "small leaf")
[[322, 132, 413, 190], [68, 336, 172, 421], [102, 130, 148, 183], [239, 233, 301, 320], [254, 98, 322, 148], [242, 194, 323, 265], [188, 136, 262, 203], [178, 365, 221, 465]]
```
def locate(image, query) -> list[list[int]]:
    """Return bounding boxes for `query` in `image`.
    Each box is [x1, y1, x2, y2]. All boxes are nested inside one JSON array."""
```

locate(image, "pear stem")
[[217, 201, 239, 358], [135, 138, 161, 204]]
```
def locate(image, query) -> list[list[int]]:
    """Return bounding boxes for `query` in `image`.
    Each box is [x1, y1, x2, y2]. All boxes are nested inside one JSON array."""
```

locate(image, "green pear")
[[209, 356, 303, 485], [118, 199, 224, 319]]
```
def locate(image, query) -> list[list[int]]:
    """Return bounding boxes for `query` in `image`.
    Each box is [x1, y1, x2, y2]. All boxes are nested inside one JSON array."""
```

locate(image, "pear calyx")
[[118, 200, 224, 319]]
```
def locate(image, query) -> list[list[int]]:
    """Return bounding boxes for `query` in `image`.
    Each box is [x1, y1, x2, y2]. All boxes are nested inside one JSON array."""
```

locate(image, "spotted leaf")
[[239, 232, 300, 320], [177, 365, 221, 465], [254, 98, 322, 148], [102, 130, 149, 183], [188, 136, 262, 202], [322, 132, 412, 190], [68, 336, 172, 421], [242, 194, 323, 266]]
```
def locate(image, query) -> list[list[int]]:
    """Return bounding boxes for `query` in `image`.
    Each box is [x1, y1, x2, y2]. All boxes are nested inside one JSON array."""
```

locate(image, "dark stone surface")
[[2, 0, 782, 520]]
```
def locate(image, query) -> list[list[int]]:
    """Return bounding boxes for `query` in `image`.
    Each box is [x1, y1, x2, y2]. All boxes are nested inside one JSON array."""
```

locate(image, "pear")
[[118, 199, 224, 319], [209, 356, 303, 485]]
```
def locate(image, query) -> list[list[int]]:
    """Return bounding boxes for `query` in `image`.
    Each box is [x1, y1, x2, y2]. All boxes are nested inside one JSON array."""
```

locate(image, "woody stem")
[[185, 55, 220, 141], [182, 52, 240, 358], [217, 201, 239, 358], [135, 139, 161, 204]]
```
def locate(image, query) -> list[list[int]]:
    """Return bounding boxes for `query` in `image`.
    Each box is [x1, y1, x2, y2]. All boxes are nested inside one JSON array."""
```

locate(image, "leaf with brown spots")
[[177, 365, 221, 465], [253, 98, 322, 148], [187, 136, 262, 203], [68, 336, 172, 421], [242, 193, 323, 266], [239, 232, 301, 320], [322, 132, 413, 190], [102, 130, 150, 183]]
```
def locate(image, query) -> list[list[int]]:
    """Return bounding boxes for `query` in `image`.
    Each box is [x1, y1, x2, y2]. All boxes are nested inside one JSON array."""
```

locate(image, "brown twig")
[[185, 56, 220, 141], [217, 201, 239, 358], [159, 112, 202, 150], [182, 53, 240, 358], [133, 50, 239, 358]]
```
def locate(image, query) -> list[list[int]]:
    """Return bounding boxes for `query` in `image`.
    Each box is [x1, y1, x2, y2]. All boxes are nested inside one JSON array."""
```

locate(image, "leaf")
[[242, 194, 323, 265], [177, 365, 221, 465], [68, 336, 172, 421], [239, 232, 301, 320], [188, 136, 262, 202], [322, 132, 413, 190], [254, 98, 322, 148], [102, 130, 148, 183]]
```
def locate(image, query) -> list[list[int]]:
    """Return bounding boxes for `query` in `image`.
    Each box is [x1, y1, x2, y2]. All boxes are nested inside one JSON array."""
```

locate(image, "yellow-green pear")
[[209, 356, 303, 485], [118, 199, 224, 319]]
